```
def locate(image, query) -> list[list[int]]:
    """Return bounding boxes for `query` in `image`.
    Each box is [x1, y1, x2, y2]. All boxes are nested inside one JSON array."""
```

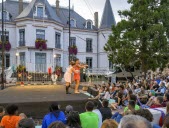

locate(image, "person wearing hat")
[[18, 118, 35, 128], [42, 102, 66, 128]]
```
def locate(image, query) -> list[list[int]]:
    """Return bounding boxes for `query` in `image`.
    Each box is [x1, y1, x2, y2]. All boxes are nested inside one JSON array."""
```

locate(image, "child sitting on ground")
[[111, 91, 123, 110]]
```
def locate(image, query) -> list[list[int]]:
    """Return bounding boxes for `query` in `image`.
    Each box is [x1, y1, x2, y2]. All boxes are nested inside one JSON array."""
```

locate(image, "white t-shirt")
[[103, 91, 110, 100], [93, 109, 102, 128]]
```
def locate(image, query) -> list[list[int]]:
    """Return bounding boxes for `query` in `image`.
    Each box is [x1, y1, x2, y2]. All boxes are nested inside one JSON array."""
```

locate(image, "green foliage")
[[105, 0, 169, 72]]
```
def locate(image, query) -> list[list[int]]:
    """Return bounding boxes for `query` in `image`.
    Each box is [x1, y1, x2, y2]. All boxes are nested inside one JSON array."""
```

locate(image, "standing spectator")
[[92, 101, 102, 128], [0, 104, 21, 128], [67, 111, 81, 128], [42, 102, 66, 128], [100, 100, 112, 121], [0, 106, 5, 122], [80, 101, 99, 128], [101, 119, 118, 128], [18, 118, 35, 128], [150, 96, 163, 108]]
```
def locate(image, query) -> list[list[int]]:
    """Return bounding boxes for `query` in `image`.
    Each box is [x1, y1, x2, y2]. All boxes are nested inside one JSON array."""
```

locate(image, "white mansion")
[[0, 0, 116, 72]]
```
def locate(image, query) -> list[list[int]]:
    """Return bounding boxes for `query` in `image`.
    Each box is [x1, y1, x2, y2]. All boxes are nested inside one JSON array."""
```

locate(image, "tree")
[[105, 0, 169, 74]]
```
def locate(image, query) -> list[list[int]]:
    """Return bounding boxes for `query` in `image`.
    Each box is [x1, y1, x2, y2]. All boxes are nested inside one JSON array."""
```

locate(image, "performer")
[[64, 61, 76, 94], [74, 58, 88, 94]]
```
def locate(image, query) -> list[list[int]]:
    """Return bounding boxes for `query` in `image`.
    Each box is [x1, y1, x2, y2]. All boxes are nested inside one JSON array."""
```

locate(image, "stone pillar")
[[19, 0, 23, 14], [94, 12, 99, 28], [56, 0, 60, 17]]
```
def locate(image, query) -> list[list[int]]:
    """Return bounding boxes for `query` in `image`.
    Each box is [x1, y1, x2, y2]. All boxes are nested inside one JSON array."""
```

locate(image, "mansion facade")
[[0, 0, 116, 72]]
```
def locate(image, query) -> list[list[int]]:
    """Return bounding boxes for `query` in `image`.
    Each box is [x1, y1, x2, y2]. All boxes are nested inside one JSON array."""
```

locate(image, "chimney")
[[94, 12, 98, 28], [19, 0, 23, 14], [56, 0, 60, 17]]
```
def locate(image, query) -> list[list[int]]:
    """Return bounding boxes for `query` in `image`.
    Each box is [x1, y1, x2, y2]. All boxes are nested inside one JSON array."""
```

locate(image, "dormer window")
[[34, 3, 47, 18], [86, 20, 93, 29], [37, 6, 44, 17], [0, 11, 9, 21], [70, 19, 76, 27]]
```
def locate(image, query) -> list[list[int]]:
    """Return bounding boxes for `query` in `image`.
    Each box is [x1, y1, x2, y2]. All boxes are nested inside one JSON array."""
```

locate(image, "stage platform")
[[0, 85, 89, 119]]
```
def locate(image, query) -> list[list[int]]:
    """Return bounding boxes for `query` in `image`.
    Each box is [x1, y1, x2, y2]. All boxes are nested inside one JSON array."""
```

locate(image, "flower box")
[[0, 41, 11, 51], [35, 39, 47, 50], [68, 45, 78, 55]]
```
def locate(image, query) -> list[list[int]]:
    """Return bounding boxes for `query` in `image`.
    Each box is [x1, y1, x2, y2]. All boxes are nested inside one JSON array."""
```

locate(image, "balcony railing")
[[19, 41, 25, 46], [55, 44, 61, 49]]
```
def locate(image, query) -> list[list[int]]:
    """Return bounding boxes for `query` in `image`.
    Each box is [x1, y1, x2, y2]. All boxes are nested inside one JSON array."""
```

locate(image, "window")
[[0, 54, 10, 68], [109, 61, 113, 69], [70, 37, 76, 46], [70, 19, 76, 27], [54, 54, 61, 67], [86, 21, 92, 29], [86, 57, 92, 68], [20, 52, 25, 66], [86, 38, 92, 52], [36, 29, 45, 40], [19, 29, 25, 46], [0, 11, 8, 21], [0, 31, 9, 41], [35, 53, 46, 72], [37, 6, 44, 17], [55, 32, 61, 49]]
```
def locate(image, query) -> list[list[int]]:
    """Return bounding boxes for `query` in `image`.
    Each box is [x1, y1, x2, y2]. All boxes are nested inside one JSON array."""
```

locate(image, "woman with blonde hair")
[[64, 61, 76, 94], [101, 119, 118, 128]]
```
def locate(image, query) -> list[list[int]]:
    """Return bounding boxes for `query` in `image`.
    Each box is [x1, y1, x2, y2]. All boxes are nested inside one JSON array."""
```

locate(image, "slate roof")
[[100, 0, 116, 29]]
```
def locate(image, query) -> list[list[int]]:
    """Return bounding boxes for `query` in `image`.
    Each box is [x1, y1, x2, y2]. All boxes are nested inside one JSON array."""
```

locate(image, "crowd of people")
[[0, 74, 169, 128]]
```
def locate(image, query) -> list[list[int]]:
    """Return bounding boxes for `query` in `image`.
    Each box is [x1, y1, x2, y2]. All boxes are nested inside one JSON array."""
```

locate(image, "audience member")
[[101, 119, 118, 128], [150, 96, 164, 108], [67, 111, 81, 128], [0, 104, 21, 128], [80, 101, 99, 128], [48, 121, 66, 128], [42, 102, 66, 128], [0, 106, 5, 122], [92, 100, 102, 128], [65, 105, 74, 115], [133, 109, 161, 128], [18, 118, 35, 128], [118, 115, 152, 128], [111, 91, 123, 109], [162, 93, 169, 107], [100, 100, 112, 121]]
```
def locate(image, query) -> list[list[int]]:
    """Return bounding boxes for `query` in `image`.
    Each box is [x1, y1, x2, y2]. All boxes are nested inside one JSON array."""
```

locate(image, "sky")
[[25, 0, 131, 23]]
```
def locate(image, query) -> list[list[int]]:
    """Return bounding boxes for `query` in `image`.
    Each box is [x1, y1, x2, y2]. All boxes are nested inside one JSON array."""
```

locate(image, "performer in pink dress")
[[64, 61, 76, 94], [74, 58, 88, 94]]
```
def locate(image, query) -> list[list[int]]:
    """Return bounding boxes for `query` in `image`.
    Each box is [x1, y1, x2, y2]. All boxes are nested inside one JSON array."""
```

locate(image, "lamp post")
[[1, 0, 5, 90], [68, 0, 71, 62]]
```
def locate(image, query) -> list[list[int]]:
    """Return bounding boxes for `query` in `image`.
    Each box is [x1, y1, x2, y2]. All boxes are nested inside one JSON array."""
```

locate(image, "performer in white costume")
[[64, 61, 76, 94]]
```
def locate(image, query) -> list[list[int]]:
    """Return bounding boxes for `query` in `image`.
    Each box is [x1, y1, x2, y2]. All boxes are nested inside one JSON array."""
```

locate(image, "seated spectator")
[[42, 102, 66, 128], [122, 89, 133, 106], [124, 100, 136, 115], [138, 86, 148, 104], [102, 87, 110, 100], [134, 84, 141, 94], [152, 81, 159, 92], [124, 94, 140, 113], [101, 119, 118, 128], [133, 109, 161, 128], [165, 102, 169, 117], [48, 121, 66, 128], [80, 101, 99, 128], [100, 100, 112, 121], [162, 116, 169, 128], [0, 106, 5, 122], [92, 100, 102, 128], [19, 113, 27, 120], [18, 118, 35, 128], [118, 115, 152, 128], [162, 93, 169, 107], [65, 105, 73, 115], [67, 111, 81, 128], [0, 104, 21, 128], [150, 96, 164, 108], [111, 91, 123, 109], [156, 82, 166, 96]]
